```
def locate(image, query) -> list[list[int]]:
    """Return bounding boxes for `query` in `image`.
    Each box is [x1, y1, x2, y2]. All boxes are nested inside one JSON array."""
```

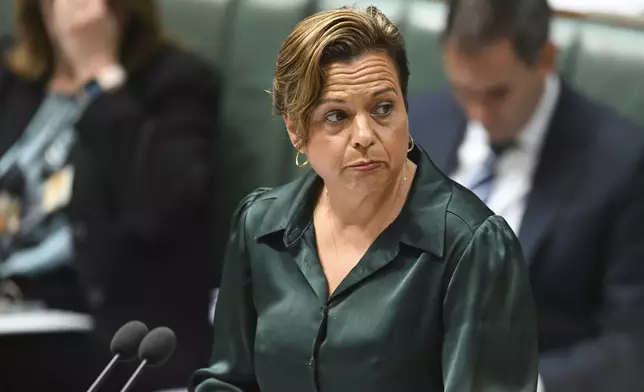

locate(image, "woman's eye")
[[374, 103, 393, 116], [325, 111, 346, 124]]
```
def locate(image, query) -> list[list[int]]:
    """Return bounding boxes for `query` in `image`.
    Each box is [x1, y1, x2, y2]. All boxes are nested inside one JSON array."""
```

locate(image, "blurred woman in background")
[[0, 0, 220, 390]]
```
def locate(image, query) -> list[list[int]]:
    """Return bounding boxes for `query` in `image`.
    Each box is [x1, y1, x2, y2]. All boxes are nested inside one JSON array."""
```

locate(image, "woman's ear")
[[538, 40, 557, 76], [284, 114, 303, 152]]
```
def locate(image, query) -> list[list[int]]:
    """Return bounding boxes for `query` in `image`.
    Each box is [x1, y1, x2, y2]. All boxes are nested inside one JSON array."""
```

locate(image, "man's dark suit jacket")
[[408, 81, 644, 392], [0, 35, 222, 391]]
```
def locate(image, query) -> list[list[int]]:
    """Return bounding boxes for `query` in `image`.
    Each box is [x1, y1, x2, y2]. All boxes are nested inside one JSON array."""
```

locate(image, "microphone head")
[[110, 320, 149, 361], [138, 326, 176, 367]]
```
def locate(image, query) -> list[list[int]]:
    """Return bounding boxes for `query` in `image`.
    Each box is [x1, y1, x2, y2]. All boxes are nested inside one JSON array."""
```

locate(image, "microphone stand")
[[87, 353, 121, 392], [119, 359, 148, 392]]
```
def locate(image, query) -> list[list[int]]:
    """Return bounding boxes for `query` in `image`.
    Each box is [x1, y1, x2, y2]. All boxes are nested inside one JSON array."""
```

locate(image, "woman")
[[0, 0, 220, 390], [191, 6, 537, 392]]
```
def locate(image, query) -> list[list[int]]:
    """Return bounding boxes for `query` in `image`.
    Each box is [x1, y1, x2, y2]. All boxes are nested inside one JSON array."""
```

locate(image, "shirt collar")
[[516, 73, 560, 154], [254, 146, 452, 257]]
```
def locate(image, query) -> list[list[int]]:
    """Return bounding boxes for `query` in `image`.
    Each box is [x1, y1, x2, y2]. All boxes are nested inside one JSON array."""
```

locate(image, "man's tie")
[[468, 142, 514, 204]]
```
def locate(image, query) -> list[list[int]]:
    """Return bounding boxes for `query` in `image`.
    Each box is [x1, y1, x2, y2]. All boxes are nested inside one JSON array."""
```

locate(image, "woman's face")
[[38, 0, 128, 40], [290, 51, 409, 194]]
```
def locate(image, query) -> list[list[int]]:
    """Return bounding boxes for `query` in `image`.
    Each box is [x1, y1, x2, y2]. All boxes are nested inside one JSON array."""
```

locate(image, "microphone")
[[119, 326, 177, 392], [87, 320, 149, 392]]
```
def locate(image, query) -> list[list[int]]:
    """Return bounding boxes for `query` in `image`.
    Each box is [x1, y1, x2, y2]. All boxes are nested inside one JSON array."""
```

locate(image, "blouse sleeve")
[[189, 189, 269, 392], [442, 215, 539, 392]]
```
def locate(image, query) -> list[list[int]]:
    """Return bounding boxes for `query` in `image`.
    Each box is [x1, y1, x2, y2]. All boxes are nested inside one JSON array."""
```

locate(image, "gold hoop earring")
[[407, 135, 415, 152], [295, 151, 309, 168]]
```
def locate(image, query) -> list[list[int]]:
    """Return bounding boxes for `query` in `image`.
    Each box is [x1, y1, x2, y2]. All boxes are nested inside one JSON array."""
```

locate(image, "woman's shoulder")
[[412, 148, 512, 255], [230, 173, 316, 239], [441, 180, 518, 259], [238, 176, 305, 214], [440, 185, 527, 292], [234, 187, 276, 224], [445, 181, 495, 234]]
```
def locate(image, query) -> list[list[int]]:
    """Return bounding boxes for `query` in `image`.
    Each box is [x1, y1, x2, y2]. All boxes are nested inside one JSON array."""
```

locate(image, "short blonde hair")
[[272, 6, 410, 148], [6, 0, 163, 81]]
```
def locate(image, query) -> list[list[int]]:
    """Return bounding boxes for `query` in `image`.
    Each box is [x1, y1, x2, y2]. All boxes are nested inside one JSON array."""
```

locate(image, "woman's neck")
[[48, 59, 81, 95], [323, 159, 416, 231]]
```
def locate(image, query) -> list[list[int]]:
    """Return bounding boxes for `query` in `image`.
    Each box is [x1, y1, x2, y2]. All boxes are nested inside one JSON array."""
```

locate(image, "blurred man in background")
[[408, 0, 644, 390]]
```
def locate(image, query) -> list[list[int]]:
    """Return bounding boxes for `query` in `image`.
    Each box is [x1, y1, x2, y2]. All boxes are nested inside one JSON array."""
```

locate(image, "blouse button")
[[308, 357, 314, 368]]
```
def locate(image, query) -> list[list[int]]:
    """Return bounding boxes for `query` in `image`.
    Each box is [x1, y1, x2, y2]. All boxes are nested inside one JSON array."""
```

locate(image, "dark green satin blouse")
[[191, 147, 538, 392]]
